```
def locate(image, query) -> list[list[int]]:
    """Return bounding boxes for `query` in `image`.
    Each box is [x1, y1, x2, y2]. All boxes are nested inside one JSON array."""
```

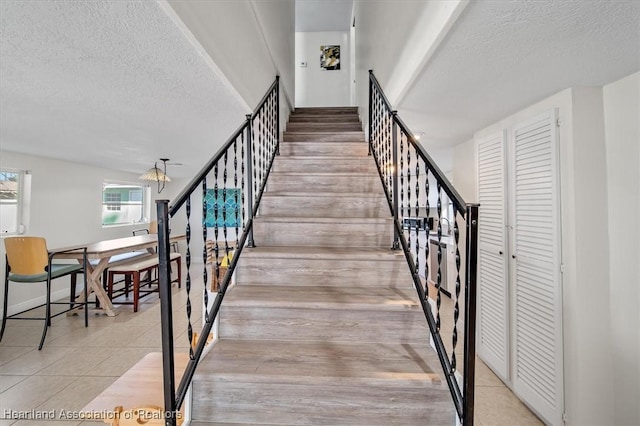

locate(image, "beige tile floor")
[[1, 265, 541, 426]]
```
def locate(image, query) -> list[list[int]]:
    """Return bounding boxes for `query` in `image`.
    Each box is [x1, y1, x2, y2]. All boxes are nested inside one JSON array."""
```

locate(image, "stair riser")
[[235, 257, 410, 287], [252, 219, 392, 248], [288, 115, 360, 123], [272, 158, 376, 174], [286, 122, 362, 132], [294, 107, 358, 114], [267, 174, 382, 193], [259, 194, 389, 218], [219, 306, 428, 343], [279, 142, 368, 157], [192, 380, 451, 425], [284, 132, 364, 142]]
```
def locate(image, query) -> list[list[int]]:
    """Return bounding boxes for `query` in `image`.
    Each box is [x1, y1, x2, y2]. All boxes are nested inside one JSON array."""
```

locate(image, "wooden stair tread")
[[274, 155, 371, 160], [196, 339, 442, 386], [293, 107, 358, 112], [240, 245, 405, 260], [261, 191, 387, 198], [254, 215, 390, 223], [269, 171, 378, 177], [284, 131, 364, 134], [224, 285, 419, 310], [280, 141, 368, 146]]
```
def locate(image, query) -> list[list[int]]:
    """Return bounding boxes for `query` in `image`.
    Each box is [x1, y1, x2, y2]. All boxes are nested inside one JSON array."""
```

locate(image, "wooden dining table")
[[55, 233, 185, 316]]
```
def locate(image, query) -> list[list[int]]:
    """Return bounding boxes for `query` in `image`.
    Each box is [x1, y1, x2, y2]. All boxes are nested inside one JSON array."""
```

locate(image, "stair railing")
[[155, 76, 280, 426], [368, 70, 479, 426]]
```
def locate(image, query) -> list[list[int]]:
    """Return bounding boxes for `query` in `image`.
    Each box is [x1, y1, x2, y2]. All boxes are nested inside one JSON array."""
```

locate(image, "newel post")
[[462, 203, 479, 426], [156, 199, 177, 426]]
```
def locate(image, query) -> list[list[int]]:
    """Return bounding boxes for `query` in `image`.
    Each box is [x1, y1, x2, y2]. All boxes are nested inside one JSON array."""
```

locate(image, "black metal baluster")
[[274, 92, 278, 153], [223, 147, 230, 270], [436, 182, 443, 332], [185, 196, 193, 359], [259, 109, 265, 189], [252, 116, 257, 212], [202, 178, 209, 319], [425, 168, 431, 298], [234, 136, 239, 250], [407, 136, 412, 259], [241, 130, 246, 233], [213, 162, 219, 305], [452, 211, 461, 373], [246, 115, 255, 247], [392, 111, 399, 249], [387, 112, 393, 194], [415, 152, 420, 279], [400, 132, 404, 238]]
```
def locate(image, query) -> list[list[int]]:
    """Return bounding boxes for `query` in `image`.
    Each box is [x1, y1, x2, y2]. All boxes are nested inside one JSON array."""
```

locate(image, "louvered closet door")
[[510, 110, 563, 425], [476, 130, 509, 380]]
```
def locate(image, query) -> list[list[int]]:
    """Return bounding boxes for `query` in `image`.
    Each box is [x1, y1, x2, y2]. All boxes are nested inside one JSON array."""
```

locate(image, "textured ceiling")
[[295, 0, 353, 32], [0, 0, 247, 179], [2, 0, 638, 179], [400, 0, 640, 148]]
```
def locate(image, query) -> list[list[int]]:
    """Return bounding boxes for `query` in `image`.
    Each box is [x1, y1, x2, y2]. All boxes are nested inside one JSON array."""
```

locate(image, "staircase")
[[190, 107, 456, 425]]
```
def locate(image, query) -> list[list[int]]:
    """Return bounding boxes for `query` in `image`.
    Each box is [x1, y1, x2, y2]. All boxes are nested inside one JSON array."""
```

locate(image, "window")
[[0, 169, 28, 235], [102, 182, 149, 226], [105, 193, 122, 211]]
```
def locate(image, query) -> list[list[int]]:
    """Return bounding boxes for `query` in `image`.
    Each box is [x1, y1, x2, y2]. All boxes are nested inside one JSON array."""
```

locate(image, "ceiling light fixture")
[[139, 158, 171, 193]]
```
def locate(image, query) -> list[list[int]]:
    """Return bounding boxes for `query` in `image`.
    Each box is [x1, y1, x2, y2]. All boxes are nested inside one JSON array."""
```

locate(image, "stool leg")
[[38, 278, 52, 350], [0, 276, 10, 343], [176, 258, 182, 289], [124, 275, 131, 298], [83, 270, 88, 328], [70, 273, 77, 309], [133, 272, 140, 313], [108, 272, 115, 300]]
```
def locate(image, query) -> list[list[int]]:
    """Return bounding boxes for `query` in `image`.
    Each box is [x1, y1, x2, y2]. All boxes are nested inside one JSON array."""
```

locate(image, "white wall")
[[354, 0, 467, 136], [469, 87, 616, 425], [603, 71, 640, 425], [295, 31, 351, 107], [452, 139, 477, 204], [0, 151, 183, 316], [165, 0, 294, 130]]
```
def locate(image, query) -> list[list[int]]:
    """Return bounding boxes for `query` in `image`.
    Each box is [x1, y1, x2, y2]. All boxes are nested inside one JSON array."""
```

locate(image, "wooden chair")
[[1, 236, 88, 350]]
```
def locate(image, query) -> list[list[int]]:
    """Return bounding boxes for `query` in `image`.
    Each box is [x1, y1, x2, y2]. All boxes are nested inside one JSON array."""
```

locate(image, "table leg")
[[87, 259, 117, 316], [72, 258, 117, 317]]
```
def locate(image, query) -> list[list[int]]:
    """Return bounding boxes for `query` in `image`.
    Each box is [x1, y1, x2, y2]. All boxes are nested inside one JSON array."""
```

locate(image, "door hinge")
[[560, 263, 565, 273], [556, 118, 562, 127], [562, 412, 568, 423]]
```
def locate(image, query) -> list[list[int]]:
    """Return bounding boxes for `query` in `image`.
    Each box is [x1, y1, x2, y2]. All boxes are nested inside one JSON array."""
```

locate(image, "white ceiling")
[[1, 0, 638, 181], [295, 0, 353, 32], [400, 0, 640, 148], [0, 0, 246, 179]]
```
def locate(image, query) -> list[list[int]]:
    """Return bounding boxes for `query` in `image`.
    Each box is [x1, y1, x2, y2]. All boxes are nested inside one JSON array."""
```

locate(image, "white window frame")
[[101, 181, 151, 228], [0, 169, 30, 236]]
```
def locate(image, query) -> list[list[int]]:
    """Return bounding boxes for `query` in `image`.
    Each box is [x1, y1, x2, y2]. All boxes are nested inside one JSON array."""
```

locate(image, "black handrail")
[[369, 71, 467, 216], [156, 76, 280, 426], [369, 70, 479, 426], [169, 121, 248, 215]]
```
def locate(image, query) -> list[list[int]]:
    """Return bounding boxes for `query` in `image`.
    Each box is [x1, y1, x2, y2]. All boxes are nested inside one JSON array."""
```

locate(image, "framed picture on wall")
[[320, 45, 340, 70], [204, 188, 241, 228]]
